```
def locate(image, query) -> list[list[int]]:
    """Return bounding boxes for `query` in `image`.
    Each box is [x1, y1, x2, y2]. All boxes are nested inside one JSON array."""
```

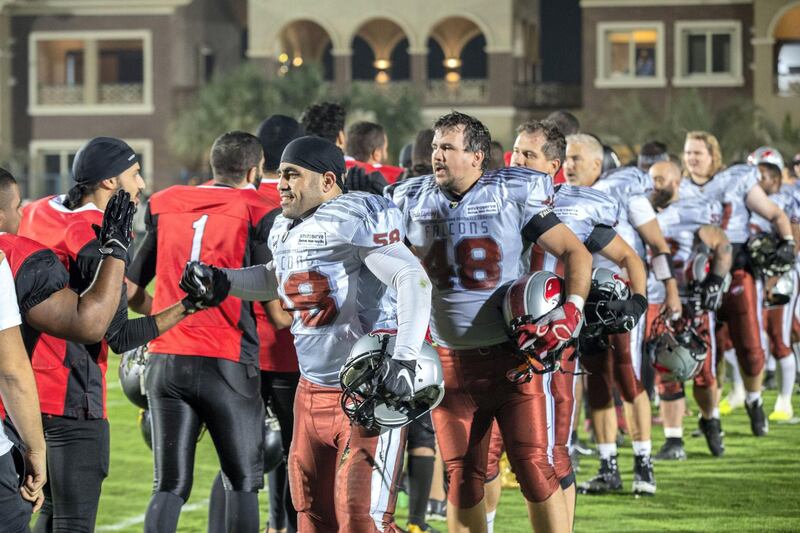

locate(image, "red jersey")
[[128, 185, 271, 366], [18, 196, 112, 418], [0, 233, 70, 419], [345, 159, 403, 184], [255, 178, 298, 373]]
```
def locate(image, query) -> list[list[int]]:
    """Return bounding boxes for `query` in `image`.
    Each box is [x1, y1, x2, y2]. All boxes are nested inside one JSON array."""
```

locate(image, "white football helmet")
[[649, 317, 707, 382], [502, 270, 565, 376], [766, 270, 795, 307], [339, 331, 444, 430], [119, 345, 148, 409], [748, 146, 784, 172], [583, 268, 632, 336]]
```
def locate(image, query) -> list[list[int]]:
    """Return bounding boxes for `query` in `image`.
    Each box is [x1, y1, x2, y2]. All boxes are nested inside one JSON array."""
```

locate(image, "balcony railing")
[[425, 79, 489, 105], [513, 83, 582, 109], [37, 83, 144, 105]]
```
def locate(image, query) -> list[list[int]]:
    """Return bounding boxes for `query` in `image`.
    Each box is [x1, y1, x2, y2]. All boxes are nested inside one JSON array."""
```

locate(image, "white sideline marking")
[[96, 499, 209, 531]]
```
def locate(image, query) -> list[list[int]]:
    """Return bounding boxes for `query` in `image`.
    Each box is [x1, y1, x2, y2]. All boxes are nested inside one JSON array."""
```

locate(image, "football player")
[[390, 112, 592, 533], [187, 135, 433, 532], [564, 134, 680, 496], [17, 138, 194, 533], [682, 131, 794, 435], [498, 121, 647, 524], [747, 147, 799, 421], [0, 251, 46, 532], [647, 160, 732, 459], [127, 132, 274, 533]]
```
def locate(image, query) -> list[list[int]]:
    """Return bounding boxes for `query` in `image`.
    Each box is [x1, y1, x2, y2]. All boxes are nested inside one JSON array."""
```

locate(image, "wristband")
[[566, 294, 585, 313], [651, 253, 674, 281]]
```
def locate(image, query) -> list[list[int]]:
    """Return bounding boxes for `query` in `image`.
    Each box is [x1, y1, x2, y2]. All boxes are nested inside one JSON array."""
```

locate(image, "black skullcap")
[[281, 136, 346, 190], [72, 137, 138, 184], [256, 115, 305, 171]]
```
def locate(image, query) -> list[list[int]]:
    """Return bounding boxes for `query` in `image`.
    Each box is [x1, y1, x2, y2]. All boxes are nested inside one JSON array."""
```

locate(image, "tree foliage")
[[586, 88, 799, 165], [169, 64, 422, 172]]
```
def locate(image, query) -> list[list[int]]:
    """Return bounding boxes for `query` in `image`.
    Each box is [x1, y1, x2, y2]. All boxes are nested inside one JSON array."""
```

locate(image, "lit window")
[[595, 22, 665, 88]]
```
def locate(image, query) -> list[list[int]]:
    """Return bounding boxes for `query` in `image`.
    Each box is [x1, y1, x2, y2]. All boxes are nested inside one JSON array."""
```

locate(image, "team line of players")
[[0, 110, 796, 533]]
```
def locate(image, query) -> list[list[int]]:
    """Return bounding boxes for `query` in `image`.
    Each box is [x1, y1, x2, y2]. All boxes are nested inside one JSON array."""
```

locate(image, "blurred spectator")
[[638, 140, 669, 171], [300, 102, 347, 149], [345, 121, 403, 184], [546, 110, 580, 137]]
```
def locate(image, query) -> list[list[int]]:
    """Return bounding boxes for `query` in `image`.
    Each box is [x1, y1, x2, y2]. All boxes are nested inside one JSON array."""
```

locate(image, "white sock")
[[486, 510, 496, 533], [779, 356, 797, 398], [746, 391, 762, 405], [712, 407, 720, 419], [724, 350, 745, 388], [774, 394, 792, 414], [632, 440, 652, 457], [664, 427, 683, 439], [598, 443, 617, 460], [766, 353, 777, 372]]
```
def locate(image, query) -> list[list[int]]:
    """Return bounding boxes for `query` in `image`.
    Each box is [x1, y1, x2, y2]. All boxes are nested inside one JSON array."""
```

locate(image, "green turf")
[[82, 357, 799, 532]]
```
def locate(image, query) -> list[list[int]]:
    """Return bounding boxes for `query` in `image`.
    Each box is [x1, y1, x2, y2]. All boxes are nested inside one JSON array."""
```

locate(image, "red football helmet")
[[503, 271, 565, 380]]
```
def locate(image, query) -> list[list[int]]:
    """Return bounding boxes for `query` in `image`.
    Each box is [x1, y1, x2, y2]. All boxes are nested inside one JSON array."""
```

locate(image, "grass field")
[[82, 355, 799, 533]]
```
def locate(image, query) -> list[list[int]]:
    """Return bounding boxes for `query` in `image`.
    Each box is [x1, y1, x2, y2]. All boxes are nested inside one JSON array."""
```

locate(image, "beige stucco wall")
[[753, 0, 800, 127], [248, 0, 514, 57]]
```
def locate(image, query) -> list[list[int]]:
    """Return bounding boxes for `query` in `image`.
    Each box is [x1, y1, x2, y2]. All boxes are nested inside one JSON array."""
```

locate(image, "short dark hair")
[[346, 122, 386, 162], [432, 111, 492, 171], [640, 140, 668, 157], [516, 120, 566, 162], [300, 102, 346, 144], [412, 129, 434, 175], [545, 110, 580, 137], [209, 131, 263, 184], [487, 141, 505, 170], [0, 167, 17, 211]]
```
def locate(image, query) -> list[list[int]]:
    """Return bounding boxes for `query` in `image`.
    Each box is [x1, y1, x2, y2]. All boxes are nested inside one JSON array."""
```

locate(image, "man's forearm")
[[0, 327, 45, 454], [561, 245, 592, 303], [77, 257, 126, 326], [154, 301, 191, 334]]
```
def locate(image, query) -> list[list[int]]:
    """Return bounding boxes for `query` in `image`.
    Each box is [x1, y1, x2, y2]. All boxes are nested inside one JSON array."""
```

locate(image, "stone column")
[[0, 11, 11, 163], [487, 51, 513, 106], [332, 48, 352, 95], [409, 48, 427, 100]]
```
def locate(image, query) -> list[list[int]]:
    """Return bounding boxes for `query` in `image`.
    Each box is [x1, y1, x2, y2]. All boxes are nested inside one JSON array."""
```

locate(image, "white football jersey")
[[530, 184, 620, 273], [591, 166, 653, 272], [391, 168, 555, 350], [680, 164, 759, 244], [750, 186, 799, 234], [268, 192, 404, 387], [646, 196, 722, 303]]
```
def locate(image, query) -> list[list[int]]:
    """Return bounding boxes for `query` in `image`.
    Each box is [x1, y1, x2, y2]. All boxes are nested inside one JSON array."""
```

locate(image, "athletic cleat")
[[407, 523, 441, 533], [745, 399, 769, 436], [654, 438, 686, 461], [578, 455, 622, 494], [426, 499, 446, 521], [762, 370, 777, 391], [769, 396, 794, 422], [632, 455, 656, 495], [699, 417, 725, 456], [570, 448, 581, 473], [573, 438, 594, 456], [719, 394, 744, 416]]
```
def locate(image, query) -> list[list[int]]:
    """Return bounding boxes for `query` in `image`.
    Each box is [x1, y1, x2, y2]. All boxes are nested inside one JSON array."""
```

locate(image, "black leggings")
[[32, 416, 109, 533], [145, 354, 265, 501], [206, 370, 299, 533], [262, 371, 299, 531]]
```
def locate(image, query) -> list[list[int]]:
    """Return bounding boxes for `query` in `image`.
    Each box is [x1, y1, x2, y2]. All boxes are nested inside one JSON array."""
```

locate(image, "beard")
[[650, 188, 673, 209]]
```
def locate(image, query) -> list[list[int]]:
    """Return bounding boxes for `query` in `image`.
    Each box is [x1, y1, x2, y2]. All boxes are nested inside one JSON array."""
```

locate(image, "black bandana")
[[281, 136, 346, 191]]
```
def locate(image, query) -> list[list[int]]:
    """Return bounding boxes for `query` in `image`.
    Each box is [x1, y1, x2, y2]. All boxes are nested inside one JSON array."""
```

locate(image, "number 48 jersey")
[[390, 168, 556, 350], [268, 192, 404, 387]]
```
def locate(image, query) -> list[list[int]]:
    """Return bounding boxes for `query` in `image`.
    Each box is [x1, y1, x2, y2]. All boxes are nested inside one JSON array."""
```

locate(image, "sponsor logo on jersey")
[[465, 202, 500, 217], [297, 232, 327, 246], [410, 207, 438, 221]]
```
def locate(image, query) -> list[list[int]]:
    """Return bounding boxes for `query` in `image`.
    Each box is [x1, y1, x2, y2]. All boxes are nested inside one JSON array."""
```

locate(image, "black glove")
[[345, 166, 388, 195], [93, 190, 136, 261], [776, 238, 796, 268], [700, 273, 726, 311], [179, 261, 231, 312], [378, 358, 416, 404], [604, 294, 647, 333]]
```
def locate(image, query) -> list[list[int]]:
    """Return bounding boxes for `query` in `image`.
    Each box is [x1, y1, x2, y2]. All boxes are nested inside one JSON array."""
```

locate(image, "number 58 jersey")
[[390, 168, 556, 350], [268, 192, 405, 387]]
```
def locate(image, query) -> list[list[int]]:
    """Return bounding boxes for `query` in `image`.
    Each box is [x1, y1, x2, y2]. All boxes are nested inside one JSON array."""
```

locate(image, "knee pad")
[[506, 448, 559, 503], [559, 471, 576, 490], [658, 380, 685, 402], [446, 468, 485, 509], [553, 446, 572, 482]]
